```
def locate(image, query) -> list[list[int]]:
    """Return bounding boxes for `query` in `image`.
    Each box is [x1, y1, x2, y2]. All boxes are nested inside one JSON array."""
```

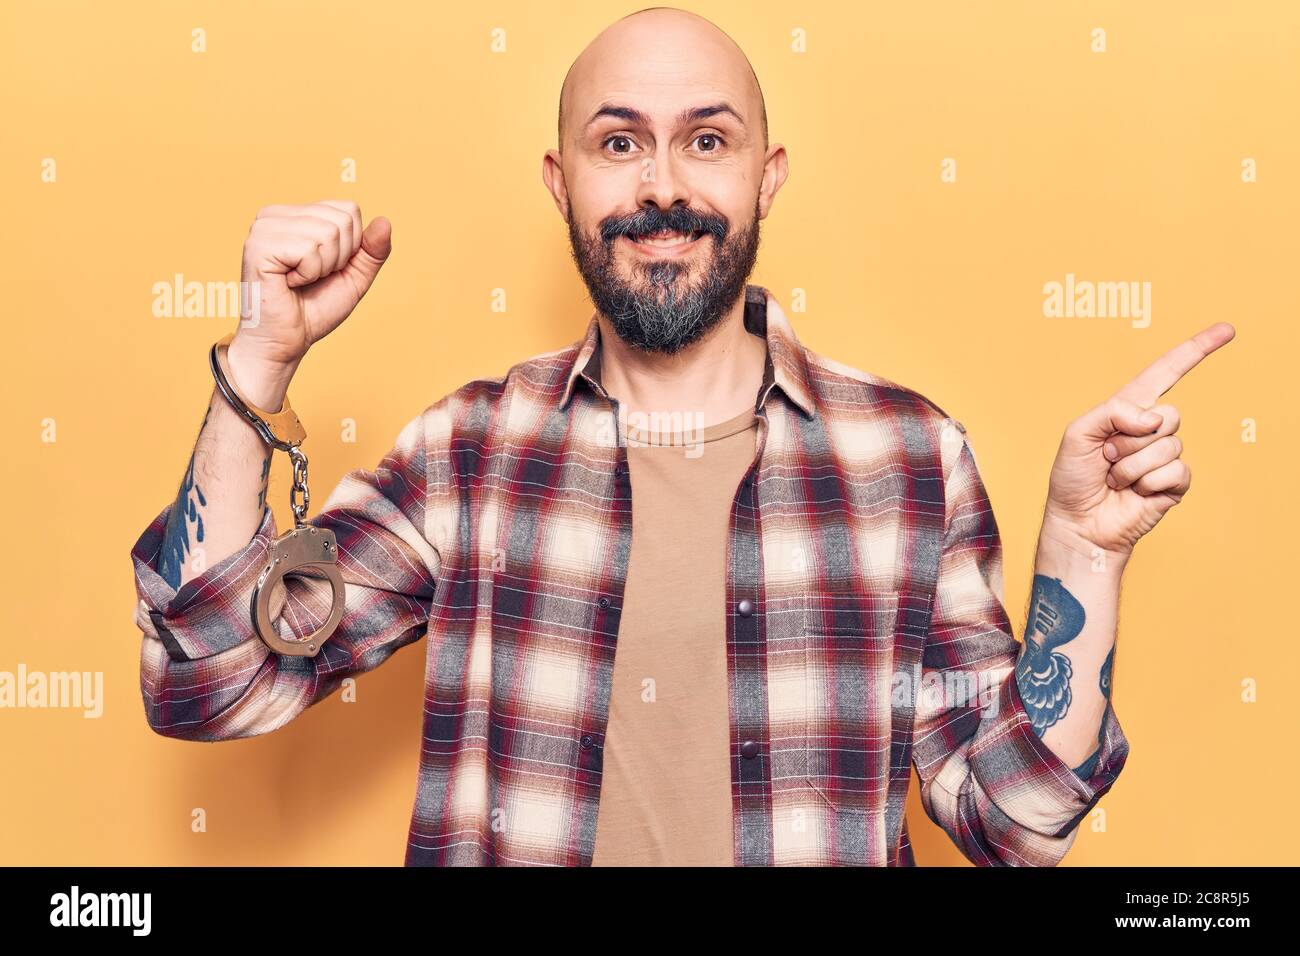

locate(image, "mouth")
[[622, 228, 708, 252]]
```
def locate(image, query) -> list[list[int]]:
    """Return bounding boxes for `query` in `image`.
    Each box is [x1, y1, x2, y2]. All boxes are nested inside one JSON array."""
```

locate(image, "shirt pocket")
[[802, 588, 902, 816]]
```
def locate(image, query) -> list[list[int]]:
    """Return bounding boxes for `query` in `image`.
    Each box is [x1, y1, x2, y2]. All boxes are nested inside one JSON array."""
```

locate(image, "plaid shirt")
[[131, 284, 1129, 866]]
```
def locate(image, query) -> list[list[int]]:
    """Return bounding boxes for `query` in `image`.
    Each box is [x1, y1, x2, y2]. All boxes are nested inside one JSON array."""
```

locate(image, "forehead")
[[566, 21, 757, 131]]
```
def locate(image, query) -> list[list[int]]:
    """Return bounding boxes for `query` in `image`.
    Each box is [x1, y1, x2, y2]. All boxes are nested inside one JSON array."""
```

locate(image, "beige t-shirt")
[[591, 404, 761, 866]]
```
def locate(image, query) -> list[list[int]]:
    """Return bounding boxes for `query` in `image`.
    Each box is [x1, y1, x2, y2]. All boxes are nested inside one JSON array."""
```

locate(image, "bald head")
[[557, 7, 768, 152]]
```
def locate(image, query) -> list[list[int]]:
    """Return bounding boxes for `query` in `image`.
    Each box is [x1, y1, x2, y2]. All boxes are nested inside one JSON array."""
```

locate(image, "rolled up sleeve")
[[129, 409, 440, 742]]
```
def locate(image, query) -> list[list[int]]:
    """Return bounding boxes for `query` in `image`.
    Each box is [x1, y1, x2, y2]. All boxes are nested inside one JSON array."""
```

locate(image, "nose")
[[634, 144, 691, 214]]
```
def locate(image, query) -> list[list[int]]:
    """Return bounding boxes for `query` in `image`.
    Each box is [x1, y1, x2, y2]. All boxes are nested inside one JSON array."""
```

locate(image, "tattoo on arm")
[[1014, 574, 1116, 780], [1015, 574, 1085, 737], [1068, 646, 1116, 779], [158, 407, 211, 589], [1099, 646, 1113, 700], [255, 452, 270, 510], [1070, 747, 1101, 779]]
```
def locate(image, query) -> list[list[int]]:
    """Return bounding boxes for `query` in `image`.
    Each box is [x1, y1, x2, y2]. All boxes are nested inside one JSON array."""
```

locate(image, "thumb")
[[1074, 394, 1164, 442], [344, 216, 393, 296]]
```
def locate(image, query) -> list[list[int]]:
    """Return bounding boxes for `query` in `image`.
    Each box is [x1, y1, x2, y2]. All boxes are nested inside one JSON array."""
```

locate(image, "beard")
[[566, 198, 761, 355]]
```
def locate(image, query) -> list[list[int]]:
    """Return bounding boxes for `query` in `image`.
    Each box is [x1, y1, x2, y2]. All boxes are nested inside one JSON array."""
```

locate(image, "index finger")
[[1117, 322, 1236, 407]]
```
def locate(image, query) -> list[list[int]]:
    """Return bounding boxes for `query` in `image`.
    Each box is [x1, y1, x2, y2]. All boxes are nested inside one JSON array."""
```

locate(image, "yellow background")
[[1, 0, 1295, 865]]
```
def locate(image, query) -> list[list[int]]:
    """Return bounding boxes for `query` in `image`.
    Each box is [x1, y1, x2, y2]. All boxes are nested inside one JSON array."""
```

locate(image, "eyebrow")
[[584, 102, 746, 132]]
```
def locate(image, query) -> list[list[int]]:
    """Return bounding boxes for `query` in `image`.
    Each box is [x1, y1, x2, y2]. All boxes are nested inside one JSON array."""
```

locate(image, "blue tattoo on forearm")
[[1016, 576, 1115, 780], [159, 408, 211, 589], [1070, 747, 1101, 778], [1069, 646, 1115, 778], [1016, 574, 1086, 737], [256, 452, 270, 510], [159, 451, 205, 588]]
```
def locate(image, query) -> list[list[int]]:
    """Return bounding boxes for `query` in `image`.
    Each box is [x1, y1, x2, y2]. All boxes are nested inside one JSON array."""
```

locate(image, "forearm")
[[157, 344, 297, 591], [1017, 516, 1125, 774]]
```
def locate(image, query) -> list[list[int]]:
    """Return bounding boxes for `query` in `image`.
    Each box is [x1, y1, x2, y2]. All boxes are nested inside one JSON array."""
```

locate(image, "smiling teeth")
[[633, 231, 697, 247]]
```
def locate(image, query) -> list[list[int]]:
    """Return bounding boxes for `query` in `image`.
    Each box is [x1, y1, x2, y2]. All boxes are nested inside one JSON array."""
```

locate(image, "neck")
[[596, 293, 767, 428]]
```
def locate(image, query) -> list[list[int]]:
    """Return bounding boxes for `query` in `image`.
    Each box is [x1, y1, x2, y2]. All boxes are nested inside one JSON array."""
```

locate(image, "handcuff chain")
[[288, 445, 311, 527]]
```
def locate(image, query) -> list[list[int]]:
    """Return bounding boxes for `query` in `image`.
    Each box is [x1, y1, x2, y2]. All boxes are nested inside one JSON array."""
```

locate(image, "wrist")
[[226, 336, 299, 410], [1037, 512, 1130, 581]]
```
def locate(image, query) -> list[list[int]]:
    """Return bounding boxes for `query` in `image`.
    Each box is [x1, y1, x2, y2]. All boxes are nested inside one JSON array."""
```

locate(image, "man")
[[129, 8, 1233, 866]]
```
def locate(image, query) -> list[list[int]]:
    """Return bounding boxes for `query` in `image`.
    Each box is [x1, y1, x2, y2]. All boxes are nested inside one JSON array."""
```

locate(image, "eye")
[[693, 133, 725, 153], [602, 135, 639, 155]]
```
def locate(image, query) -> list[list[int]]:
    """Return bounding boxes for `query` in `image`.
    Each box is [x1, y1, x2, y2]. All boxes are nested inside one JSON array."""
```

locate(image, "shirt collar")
[[559, 284, 816, 419]]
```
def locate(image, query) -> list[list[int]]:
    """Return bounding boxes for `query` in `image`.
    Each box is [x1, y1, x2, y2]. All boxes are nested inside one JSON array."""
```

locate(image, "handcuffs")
[[209, 333, 345, 657]]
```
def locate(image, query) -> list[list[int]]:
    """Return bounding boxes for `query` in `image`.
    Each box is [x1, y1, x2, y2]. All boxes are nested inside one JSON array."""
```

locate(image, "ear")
[[757, 144, 789, 219], [542, 149, 571, 222]]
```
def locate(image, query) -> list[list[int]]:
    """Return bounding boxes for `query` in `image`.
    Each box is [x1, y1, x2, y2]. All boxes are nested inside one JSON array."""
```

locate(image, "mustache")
[[599, 206, 729, 244]]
